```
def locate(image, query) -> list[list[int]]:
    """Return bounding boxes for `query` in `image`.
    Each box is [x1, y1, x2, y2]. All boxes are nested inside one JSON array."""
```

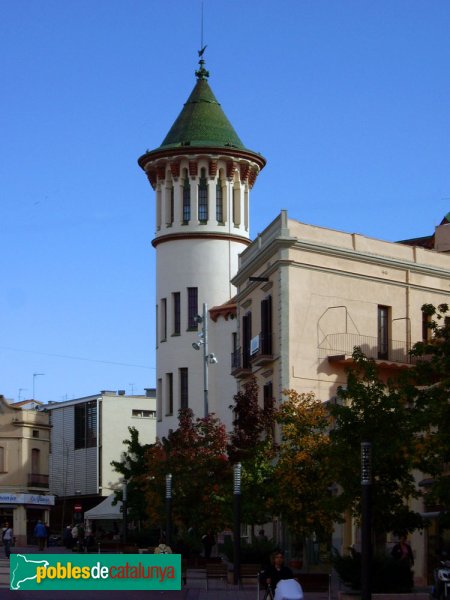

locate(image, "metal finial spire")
[[195, 1, 209, 80]]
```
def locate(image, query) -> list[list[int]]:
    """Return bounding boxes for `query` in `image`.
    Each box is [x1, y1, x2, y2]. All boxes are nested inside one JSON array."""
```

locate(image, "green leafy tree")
[[110, 426, 151, 524], [329, 348, 423, 536], [228, 378, 277, 537], [409, 303, 450, 516], [273, 389, 338, 540]]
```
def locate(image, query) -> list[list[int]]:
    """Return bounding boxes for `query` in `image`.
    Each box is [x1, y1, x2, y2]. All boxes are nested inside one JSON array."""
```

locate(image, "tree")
[[273, 389, 337, 540], [228, 378, 278, 537], [143, 408, 231, 534], [329, 348, 423, 536], [408, 303, 450, 517], [110, 426, 151, 524]]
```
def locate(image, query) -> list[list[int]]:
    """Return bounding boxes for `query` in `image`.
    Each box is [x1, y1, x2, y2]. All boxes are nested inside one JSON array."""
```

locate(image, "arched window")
[[198, 168, 208, 222], [216, 177, 224, 223], [182, 170, 190, 223]]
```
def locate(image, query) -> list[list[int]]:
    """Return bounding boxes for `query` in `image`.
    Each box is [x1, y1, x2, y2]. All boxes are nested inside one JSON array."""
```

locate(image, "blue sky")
[[1, 0, 449, 403]]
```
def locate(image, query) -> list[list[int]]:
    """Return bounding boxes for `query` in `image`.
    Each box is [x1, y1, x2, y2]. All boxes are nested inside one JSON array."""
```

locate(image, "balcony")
[[231, 347, 252, 379], [28, 473, 49, 488], [319, 333, 417, 368], [250, 331, 273, 366]]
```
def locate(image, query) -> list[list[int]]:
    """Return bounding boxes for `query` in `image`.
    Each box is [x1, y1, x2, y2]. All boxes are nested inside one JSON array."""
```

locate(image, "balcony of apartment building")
[[319, 332, 417, 370], [249, 331, 273, 366], [28, 473, 50, 489], [230, 347, 253, 379]]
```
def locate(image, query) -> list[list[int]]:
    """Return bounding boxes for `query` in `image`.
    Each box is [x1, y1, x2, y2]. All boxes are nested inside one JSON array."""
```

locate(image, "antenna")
[[196, 1, 208, 79]]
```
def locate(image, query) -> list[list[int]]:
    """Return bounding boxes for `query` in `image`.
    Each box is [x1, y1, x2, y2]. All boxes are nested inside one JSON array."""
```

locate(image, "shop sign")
[[0, 493, 55, 506]]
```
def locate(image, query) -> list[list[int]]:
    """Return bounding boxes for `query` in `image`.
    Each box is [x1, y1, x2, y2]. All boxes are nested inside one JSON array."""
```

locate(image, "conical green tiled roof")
[[158, 77, 246, 151]]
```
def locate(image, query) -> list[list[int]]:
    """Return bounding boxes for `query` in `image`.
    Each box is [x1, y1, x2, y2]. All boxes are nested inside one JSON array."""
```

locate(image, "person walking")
[[2, 522, 13, 558], [34, 520, 47, 551]]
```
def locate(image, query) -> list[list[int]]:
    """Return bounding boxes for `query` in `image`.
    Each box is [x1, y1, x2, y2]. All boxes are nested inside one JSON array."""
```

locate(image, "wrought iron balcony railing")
[[319, 333, 417, 364]]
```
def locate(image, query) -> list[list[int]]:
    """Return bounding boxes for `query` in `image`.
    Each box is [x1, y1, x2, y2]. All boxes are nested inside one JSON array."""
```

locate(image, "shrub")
[[219, 536, 278, 567], [332, 549, 414, 593]]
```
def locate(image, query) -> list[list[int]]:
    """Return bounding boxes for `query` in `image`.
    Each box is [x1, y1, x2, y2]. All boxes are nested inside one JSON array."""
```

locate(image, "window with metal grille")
[[198, 168, 208, 222], [183, 171, 190, 223], [187, 287, 198, 330], [179, 368, 188, 409], [173, 292, 181, 335]]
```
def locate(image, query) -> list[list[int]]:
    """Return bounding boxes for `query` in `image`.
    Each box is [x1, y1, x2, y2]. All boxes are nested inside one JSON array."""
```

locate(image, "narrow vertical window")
[[173, 292, 181, 335], [242, 312, 252, 368], [261, 295, 273, 355], [198, 168, 208, 222], [378, 305, 389, 359], [182, 170, 191, 223], [179, 368, 188, 410], [31, 448, 40, 474], [161, 298, 167, 341], [216, 179, 223, 223], [0, 446, 4, 472], [422, 311, 431, 342], [157, 379, 162, 421], [167, 186, 174, 225], [166, 373, 173, 415], [187, 287, 198, 330]]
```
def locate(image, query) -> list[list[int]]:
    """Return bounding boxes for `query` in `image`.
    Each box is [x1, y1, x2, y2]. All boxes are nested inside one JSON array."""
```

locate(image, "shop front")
[[0, 493, 55, 546]]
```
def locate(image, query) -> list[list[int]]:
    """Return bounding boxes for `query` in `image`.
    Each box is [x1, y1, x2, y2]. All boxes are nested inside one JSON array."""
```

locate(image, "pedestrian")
[[263, 550, 294, 596], [201, 530, 215, 559], [34, 520, 47, 551], [391, 535, 414, 567], [2, 522, 13, 558], [257, 528, 268, 542]]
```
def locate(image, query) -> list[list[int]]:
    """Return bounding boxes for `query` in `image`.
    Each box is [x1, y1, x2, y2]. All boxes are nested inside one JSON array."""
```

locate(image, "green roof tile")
[[158, 77, 246, 151]]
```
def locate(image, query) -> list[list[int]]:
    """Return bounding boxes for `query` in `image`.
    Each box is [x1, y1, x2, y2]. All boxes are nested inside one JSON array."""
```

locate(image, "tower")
[[138, 56, 265, 436]]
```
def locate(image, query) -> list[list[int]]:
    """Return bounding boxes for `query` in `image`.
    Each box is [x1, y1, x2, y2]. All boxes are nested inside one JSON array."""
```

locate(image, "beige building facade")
[[231, 210, 450, 584], [0, 396, 53, 546]]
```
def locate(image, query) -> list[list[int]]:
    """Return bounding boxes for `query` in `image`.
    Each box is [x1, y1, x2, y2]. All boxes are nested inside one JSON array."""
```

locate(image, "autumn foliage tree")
[[273, 389, 337, 540]]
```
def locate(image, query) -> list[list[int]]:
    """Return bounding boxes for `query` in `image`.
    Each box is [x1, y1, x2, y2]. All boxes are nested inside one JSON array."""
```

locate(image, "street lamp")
[[33, 373, 45, 400], [233, 463, 242, 585], [122, 481, 128, 545], [361, 442, 372, 600], [165, 473, 172, 547], [192, 303, 217, 418]]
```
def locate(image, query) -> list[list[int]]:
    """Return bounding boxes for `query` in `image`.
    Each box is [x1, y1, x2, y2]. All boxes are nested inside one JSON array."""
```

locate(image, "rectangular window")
[[183, 176, 191, 223], [216, 181, 223, 223], [160, 298, 167, 341], [170, 186, 174, 225], [179, 368, 188, 410], [157, 378, 162, 421], [0, 446, 5, 472], [166, 373, 173, 415], [173, 292, 181, 335], [187, 287, 198, 330], [378, 305, 389, 359], [74, 400, 97, 449], [261, 295, 273, 355], [132, 409, 156, 418], [31, 448, 40, 473], [422, 311, 431, 342], [32, 430, 39, 438], [242, 312, 252, 368], [198, 169, 208, 222]]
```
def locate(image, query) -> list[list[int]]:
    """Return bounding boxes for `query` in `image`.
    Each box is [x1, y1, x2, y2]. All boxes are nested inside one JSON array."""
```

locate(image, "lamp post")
[[122, 481, 128, 545], [192, 303, 217, 418], [165, 473, 172, 547], [233, 463, 241, 585], [361, 442, 372, 600]]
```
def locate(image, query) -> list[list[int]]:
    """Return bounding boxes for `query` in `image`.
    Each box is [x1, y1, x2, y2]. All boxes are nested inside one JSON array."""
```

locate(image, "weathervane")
[[195, 1, 209, 80]]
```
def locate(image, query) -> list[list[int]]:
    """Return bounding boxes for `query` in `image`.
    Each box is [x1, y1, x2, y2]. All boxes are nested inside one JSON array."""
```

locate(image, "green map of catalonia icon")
[[10, 554, 50, 590]]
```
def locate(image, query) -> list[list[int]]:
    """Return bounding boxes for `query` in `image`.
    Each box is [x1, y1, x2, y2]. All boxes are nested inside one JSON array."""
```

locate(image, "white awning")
[[84, 494, 122, 520]]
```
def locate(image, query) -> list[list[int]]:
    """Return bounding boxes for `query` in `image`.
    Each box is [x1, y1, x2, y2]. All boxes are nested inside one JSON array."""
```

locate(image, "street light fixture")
[[191, 303, 217, 418], [361, 442, 372, 600], [233, 463, 242, 585], [165, 474, 172, 547]]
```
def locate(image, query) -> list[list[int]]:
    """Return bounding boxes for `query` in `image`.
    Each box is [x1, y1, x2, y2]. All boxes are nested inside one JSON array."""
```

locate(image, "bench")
[[205, 562, 228, 590], [240, 563, 261, 594]]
